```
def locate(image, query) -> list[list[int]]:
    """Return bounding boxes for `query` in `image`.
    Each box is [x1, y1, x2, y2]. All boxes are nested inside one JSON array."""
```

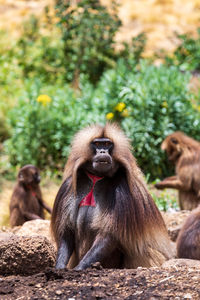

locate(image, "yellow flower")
[[106, 112, 114, 120], [192, 103, 197, 109], [162, 101, 168, 108], [115, 102, 126, 112], [37, 95, 52, 106], [121, 109, 129, 117], [192, 103, 200, 112]]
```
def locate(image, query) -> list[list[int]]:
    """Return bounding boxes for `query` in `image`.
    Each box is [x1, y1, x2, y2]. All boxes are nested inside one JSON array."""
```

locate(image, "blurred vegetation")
[[55, 0, 120, 84], [0, 0, 200, 187], [5, 61, 200, 179], [165, 29, 200, 72]]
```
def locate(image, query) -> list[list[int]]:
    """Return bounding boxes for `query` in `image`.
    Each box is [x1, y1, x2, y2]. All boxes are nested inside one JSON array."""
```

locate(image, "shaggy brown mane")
[[52, 123, 173, 270]]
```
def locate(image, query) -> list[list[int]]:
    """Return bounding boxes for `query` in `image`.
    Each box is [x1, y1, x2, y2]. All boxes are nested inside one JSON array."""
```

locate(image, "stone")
[[162, 258, 200, 269], [0, 235, 56, 276]]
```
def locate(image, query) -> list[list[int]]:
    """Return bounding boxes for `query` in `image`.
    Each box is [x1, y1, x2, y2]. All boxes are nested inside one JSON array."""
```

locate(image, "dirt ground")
[[0, 265, 200, 299], [1, 182, 199, 299]]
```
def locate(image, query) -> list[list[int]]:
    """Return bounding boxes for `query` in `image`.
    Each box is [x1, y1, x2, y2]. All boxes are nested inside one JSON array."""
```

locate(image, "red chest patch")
[[27, 185, 37, 197], [79, 173, 104, 207]]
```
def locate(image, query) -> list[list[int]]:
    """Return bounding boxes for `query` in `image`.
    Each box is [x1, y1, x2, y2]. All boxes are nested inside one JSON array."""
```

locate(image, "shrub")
[[165, 29, 200, 72], [6, 3, 145, 87], [15, 15, 65, 83], [55, 0, 121, 84], [6, 61, 200, 180], [4, 79, 103, 172], [93, 61, 200, 178]]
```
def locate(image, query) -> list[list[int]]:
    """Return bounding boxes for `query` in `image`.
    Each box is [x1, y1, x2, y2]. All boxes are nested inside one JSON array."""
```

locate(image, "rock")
[[162, 258, 200, 269], [162, 211, 191, 241], [0, 235, 56, 276], [15, 219, 54, 244], [168, 224, 182, 242], [0, 232, 15, 241]]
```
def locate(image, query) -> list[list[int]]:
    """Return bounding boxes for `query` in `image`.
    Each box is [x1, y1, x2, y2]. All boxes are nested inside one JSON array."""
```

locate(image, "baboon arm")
[[17, 198, 42, 220], [155, 176, 187, 191], [41, 201, 52, 214], [55, 231, 75, 270], [22, 210, 43, 220], [74, 235, 117, 271], [162, 176, 177, 181]]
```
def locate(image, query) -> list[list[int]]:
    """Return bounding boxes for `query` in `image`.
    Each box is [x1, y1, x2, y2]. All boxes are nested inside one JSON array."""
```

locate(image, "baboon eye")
[[171, 138, 178, 145], [94, 142, 100, 147], [104, 142, 110, 147]]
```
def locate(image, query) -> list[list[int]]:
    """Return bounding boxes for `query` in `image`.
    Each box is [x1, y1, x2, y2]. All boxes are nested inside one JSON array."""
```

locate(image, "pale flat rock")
[[162, 258, 200, 269], [15, 219, 53, 244], [162, 211, 191, 241]]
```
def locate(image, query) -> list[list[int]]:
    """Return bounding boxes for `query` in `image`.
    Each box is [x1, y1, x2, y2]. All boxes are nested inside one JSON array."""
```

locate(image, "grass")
[[149, 185, 179, 212]]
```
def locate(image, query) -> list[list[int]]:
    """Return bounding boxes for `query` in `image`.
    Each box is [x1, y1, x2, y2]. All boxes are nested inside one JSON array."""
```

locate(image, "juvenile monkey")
[[51, 123, 173, 270], [155, 131, 200, 210], [10, 165, 52, 227]]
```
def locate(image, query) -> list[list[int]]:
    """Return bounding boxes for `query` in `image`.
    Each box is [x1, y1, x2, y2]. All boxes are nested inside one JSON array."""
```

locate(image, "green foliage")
[[1, 3, 145, 88], [4, 79, 104, 171], [150, 188, 179, 211], [119, 33, 147, 68], [93, 61, 200, 178], [55, 0, 121, 84], [15, 15, 65, 83], [1, 4, 200, 182], [165, 29, 200, 71], [5, 61, 200, 180]]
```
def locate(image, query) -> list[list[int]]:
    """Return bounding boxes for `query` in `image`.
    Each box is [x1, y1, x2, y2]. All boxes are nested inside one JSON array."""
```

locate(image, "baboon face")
[[18, 165, 41, 185], [84, 138, 119, 176], [161, 136, 182, 163]]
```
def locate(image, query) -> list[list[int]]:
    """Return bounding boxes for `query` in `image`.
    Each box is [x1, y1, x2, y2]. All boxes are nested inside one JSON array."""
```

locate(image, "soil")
[[1, 265, 200, 299], [0, 195, 199, 299]]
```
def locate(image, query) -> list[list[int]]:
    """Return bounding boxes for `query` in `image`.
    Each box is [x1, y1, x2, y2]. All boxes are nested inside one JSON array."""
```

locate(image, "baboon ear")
[[171, 137, 178, 145]]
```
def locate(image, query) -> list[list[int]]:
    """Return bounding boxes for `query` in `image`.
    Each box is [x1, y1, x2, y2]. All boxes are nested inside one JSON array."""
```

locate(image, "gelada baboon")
[[10, 165, 52, 227], [177, 205, 200, 260], [51, 123, 172, 270], [155, 131, 200, 210]]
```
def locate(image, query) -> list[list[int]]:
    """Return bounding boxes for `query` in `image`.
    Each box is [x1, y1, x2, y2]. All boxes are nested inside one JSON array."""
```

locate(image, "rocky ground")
[[0, 212, 200, 299], [1, 263, 200, 300]]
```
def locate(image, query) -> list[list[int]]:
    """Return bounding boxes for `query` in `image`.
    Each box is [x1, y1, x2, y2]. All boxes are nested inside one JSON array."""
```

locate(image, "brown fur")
[[177, 205, 200, 259], [10, 165, 52, 227], [52, 123, 173, 269], [155, 131, 200, 210]]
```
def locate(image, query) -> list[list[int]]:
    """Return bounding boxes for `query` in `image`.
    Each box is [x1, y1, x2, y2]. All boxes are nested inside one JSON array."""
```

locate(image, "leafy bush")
[[55, 0, 121, 84], [99, 61, 200, 178], [2, 2, 145, 88], [15, 15, 65, 83], [165, 29, 200, 71], [4, 79, 104, 172], [5, 61, 200, 180], [150, 187, 179, 211]]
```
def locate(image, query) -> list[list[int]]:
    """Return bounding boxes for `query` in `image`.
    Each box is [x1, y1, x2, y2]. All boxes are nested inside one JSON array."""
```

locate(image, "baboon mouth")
[[93, 160, 112, 172], [95, 160, 111, 166]]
